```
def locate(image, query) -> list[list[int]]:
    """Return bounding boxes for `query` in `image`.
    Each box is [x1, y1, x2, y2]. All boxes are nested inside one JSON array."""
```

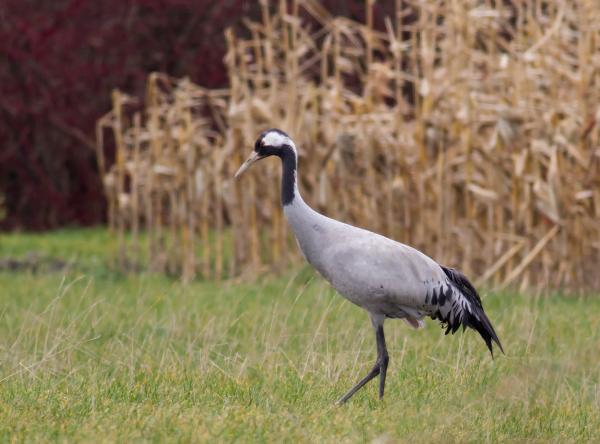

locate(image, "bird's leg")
[[337, 315, 389, 404], [336, 360, 380, 404], [376, 323, 389, 399]]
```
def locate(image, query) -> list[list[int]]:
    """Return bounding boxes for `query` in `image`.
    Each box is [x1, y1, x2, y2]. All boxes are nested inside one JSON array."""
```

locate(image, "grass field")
[[1, 229, 599, 442]]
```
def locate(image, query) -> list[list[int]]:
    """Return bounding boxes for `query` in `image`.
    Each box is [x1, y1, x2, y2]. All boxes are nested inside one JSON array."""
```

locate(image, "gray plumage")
[[235, 128, 503, 403]]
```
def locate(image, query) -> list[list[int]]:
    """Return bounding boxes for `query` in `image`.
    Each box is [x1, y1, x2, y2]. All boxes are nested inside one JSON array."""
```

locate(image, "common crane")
[[235, 129, 503, 403]]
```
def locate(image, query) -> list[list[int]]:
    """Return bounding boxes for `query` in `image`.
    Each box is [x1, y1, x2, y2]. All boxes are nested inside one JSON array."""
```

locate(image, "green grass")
[[1, 229, 599, 442]]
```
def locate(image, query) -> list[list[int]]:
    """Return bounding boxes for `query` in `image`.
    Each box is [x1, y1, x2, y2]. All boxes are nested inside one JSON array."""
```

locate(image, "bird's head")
[[234, 129, 297, 178]]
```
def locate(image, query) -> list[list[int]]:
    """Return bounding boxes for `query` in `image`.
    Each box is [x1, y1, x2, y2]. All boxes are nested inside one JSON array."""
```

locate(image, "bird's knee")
[[379, 354, 389, 368]]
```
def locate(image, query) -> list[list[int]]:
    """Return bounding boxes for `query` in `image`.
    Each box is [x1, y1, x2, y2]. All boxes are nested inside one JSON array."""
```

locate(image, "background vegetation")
[[1, 0, 384, 229], [99, 1, 599, 291]]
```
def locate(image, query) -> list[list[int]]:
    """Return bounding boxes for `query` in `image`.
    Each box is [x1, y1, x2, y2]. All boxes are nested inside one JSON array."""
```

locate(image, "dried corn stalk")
[[97, 0, 600, 292]]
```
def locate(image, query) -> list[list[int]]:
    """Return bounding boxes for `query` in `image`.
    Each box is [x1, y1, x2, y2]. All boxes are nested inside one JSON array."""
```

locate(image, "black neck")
[[278, 146, 297, 206]]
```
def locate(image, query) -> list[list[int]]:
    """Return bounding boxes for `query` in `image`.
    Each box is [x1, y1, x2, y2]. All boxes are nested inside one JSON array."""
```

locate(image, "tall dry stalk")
[[97, 0, 600, 292]]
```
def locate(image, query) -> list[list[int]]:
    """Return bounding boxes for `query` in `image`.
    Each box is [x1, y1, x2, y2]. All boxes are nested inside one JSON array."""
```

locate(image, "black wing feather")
[[441, 266, 505, 357]]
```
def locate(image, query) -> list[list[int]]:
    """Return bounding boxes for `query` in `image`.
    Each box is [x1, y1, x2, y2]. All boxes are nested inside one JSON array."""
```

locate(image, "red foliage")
[[0, 0, 257, 229], [0, 0, 392, 230]]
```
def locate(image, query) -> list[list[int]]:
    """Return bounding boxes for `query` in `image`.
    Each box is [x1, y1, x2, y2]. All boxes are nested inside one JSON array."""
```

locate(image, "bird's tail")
[[464, 303, 504, 357], [441, 266, 504, 357]]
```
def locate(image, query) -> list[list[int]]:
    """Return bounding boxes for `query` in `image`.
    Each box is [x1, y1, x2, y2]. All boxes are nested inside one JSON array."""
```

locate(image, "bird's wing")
[[318, 230, 447, 312], [316, 226, 503, 355], [435, 266, 504, 354]]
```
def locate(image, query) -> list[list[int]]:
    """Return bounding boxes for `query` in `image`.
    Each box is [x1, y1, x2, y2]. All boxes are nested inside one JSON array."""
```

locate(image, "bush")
[[0, 0, 256, 229]]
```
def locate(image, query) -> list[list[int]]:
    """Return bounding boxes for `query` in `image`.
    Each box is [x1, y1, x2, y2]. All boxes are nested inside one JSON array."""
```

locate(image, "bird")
[[235, 128, 504, 404]]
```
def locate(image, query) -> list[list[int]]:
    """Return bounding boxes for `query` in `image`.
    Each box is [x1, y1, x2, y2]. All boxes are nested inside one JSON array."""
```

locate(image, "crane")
[[235, 129, 503, 403]]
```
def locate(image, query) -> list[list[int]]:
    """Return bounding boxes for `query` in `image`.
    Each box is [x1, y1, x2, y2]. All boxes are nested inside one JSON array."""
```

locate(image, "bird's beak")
[[234, 151, 263, 178]]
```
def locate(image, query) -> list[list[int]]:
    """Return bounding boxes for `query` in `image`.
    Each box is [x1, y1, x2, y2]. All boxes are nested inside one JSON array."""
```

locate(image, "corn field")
[[96, 0, 600, 291]]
